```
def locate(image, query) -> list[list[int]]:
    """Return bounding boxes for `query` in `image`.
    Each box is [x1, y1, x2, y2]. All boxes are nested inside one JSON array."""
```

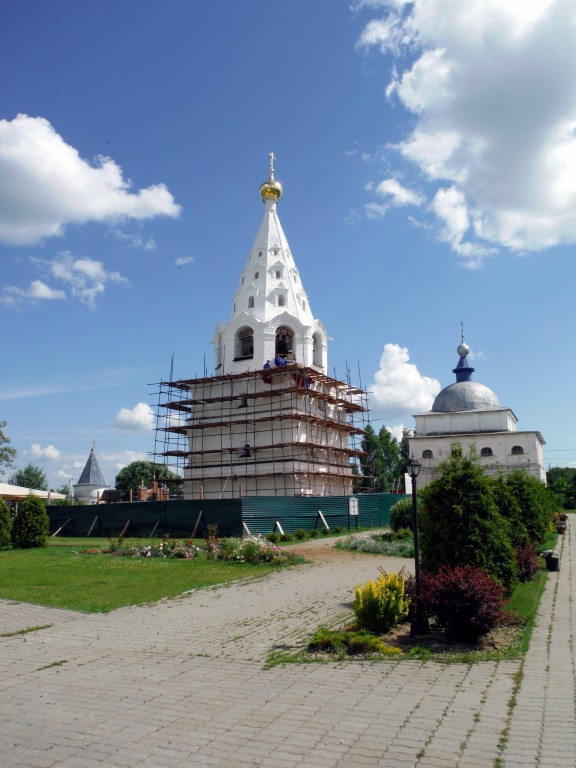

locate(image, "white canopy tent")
[[0, 483, 67, 502]]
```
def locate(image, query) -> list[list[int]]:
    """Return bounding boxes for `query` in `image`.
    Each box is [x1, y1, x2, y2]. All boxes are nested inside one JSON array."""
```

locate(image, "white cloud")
[[386, 423, 408, 441], [364, 177, 424, 218], [112, 402, 155, 431], [29, 443, 61, 461], [0, 114, 181, 245], [376, 178, 424, 206], [175, 256, 195, 267], [1, 279, 66, 306], [357, 0, 576, 262], [114, 229, 157, 251], [432, 186, 496, 266], [15, 252, 128, 308], [370, 343, 440, 420]]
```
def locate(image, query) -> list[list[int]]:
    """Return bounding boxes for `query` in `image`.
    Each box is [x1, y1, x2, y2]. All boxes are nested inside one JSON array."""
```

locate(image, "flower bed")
[[336, 532, 414, 558], [206, 533, 297, 564], [130, 539, 202, 559]]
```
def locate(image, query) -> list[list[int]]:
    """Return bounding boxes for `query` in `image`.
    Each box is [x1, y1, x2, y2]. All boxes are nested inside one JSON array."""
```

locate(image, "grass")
[[0, 537, 280, 612], [1, 624, 52, 638]]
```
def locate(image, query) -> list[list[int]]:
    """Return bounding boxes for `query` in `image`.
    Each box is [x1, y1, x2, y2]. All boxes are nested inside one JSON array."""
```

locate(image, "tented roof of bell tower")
[[213, 153, 328, 375], [229, 154, 315, 327]]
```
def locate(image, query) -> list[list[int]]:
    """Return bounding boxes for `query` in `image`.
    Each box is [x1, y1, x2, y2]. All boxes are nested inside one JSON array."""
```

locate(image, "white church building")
[[159, 155, 365, 499], [409, 337, 546, 487]]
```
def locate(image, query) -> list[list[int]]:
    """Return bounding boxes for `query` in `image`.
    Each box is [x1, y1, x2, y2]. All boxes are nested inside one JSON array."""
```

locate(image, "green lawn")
[[0, 538, 277, 613]]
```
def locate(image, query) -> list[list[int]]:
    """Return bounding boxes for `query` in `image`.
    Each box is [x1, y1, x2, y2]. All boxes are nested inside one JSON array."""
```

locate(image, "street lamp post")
[[406, 456, 430, 636]]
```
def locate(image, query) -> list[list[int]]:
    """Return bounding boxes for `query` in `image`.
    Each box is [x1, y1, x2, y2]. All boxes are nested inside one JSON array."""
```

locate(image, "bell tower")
[[159, 155, 365, 499], [213, 153, 328, 376]]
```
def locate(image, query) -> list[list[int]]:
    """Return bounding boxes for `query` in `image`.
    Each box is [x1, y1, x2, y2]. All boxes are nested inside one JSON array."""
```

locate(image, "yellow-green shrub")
[[354, 569, 410, 634]]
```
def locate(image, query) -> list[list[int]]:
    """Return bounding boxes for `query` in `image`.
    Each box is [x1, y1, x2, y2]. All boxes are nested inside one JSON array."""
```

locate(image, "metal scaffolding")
[[153, 363, 370, 499]]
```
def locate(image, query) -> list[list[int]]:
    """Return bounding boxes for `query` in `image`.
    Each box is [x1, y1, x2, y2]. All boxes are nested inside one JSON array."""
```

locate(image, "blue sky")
[[2, 0, 576, 490]]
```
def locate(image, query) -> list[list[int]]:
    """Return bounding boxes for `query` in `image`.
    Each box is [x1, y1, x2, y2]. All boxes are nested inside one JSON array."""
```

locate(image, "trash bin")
[[545, 555, 559, 572]]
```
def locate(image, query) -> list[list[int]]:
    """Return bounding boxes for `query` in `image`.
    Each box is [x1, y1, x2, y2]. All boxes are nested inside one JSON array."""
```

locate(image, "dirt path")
[[286, 530, 389, 564]]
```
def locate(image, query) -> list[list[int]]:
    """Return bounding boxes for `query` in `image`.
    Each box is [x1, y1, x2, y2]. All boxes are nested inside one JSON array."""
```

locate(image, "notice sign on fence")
[[348, 497, 359, 516]]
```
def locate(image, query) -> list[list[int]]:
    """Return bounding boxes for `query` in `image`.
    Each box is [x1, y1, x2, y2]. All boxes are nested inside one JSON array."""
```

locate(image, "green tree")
[[115, 461, 182, 501], [356, 425, 402, 492], [0, 498, 11, 548], [0, 421, 17, 478], [505, 470, 556, 544], [419, 445, 517, 592], [9, 463, 48, 491], [11, 494, 49, 549], [570, 474, 576, 512], [399, 427, 412, 476], [489, 474, 529, 549], [546, 467, 576, 509]]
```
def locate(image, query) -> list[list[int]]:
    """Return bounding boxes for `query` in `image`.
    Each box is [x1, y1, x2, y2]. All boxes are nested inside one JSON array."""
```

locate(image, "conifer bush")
[[0, 498, 11, 548], [421, 565, 504, 642], [11, 494, 49, 549], [489, 474, 530, 548], [389, 497, 413, 532], [505, 470, 556, 544], [418, 446, 518, 591], [353, 569, 410, 634]]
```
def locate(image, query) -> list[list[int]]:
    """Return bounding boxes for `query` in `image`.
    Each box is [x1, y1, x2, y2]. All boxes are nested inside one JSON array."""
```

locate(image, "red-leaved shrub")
[[515, 543, 539, 583], [420, 565, 504, 642]]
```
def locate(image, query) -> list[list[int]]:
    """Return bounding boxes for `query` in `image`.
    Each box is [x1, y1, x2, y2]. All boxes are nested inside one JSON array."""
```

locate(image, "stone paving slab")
[[1, 529, 574, 766]]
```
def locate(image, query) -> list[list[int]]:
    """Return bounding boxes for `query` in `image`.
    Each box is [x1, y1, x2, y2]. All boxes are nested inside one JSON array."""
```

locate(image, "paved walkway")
[[0, 527, 574, 768]]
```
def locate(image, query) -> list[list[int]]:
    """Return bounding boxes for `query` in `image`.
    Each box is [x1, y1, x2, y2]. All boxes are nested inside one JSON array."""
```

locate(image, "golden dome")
[[260, 151, 283, 202], [260, 178, 283, 202]]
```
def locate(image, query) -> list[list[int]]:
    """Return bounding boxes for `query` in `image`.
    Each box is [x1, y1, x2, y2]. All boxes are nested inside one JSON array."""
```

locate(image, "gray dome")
[[432, 381, 500, 413]]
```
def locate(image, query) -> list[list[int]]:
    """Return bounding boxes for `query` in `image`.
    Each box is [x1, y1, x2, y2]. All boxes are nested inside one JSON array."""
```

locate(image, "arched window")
[[234, 327, 254, 360], [312, 331, 323, 367], [422, 449, 433, 459], [248, 296, 254, 309], [216, 334, 223, 369], [511, 445, 524, 455], [275, 326, 294, 358], [480, 447, 493, 457]]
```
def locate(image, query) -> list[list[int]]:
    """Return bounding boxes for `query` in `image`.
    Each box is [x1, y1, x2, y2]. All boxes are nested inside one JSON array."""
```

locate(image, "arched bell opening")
[[234, 326, 254, 361], [312, 331, 323, 367], [275, 326, 294, 361]]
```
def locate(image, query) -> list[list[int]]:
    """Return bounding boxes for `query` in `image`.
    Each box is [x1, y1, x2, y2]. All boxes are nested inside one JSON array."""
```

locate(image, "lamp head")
[[406, 456, 422, 479]]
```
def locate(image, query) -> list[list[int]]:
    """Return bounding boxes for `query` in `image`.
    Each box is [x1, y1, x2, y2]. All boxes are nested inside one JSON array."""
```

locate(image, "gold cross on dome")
[[268, 151, 276, 178]]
